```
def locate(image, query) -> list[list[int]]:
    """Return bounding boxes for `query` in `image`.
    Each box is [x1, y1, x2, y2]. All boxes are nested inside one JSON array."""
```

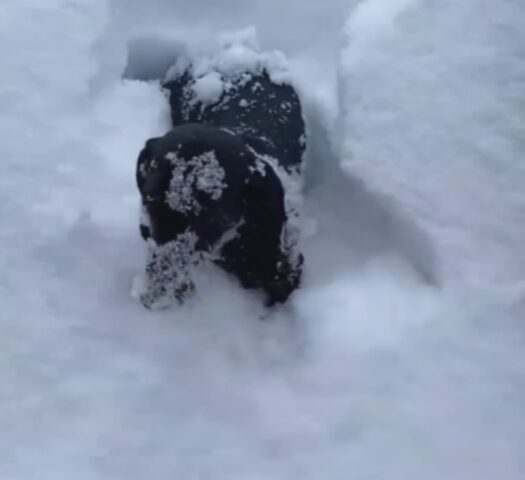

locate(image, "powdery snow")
[[339, 0, 525, 288], [165, 27, 292, 110], [191, 71, 225, 105], [1, 1, 524, 479]]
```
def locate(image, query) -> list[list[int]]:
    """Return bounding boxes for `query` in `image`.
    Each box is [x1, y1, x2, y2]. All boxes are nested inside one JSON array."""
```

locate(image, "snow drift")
[[340, 0, 525, 288]]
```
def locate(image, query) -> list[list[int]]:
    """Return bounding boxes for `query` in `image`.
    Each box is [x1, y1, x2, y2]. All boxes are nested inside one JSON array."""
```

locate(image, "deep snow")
[[1, 1, 524, 479]]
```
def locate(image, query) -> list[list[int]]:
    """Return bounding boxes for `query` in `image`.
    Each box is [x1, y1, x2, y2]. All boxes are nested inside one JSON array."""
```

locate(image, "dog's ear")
[[145, 137, 161, 150]]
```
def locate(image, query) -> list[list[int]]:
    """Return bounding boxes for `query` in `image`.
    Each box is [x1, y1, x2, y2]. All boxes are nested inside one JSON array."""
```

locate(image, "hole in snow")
[[121, 33, 440, 287], [123, 35, 186, 81]]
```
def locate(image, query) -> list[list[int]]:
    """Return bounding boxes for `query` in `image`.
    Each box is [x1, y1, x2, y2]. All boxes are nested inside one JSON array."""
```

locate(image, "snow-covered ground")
[[1, 1, 524, 479]]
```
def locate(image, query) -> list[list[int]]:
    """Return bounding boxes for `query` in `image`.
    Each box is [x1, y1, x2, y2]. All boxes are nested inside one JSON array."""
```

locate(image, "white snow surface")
[[340, 0, 525, 287], [1, 1, 524, 479], [166, 26, 292, 90]]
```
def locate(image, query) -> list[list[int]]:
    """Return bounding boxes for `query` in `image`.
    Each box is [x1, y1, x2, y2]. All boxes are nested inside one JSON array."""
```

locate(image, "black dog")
[[136, 65, 305, 309]]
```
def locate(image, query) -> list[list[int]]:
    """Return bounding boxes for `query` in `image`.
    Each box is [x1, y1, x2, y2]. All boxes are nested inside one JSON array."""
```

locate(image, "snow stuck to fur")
[[166, 150, 227, 214], [166, 26, 291, 108], [252, 150, 304, 262], [191, 71, 224, 105], [138, 230, 200, 309]]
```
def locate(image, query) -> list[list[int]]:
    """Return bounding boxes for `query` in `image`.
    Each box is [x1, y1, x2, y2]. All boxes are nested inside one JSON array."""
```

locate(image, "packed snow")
[[1, 1, 524, 479]]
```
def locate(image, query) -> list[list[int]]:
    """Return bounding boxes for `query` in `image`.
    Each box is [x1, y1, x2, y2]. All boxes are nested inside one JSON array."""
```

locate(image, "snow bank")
[[0, 0, 108, 264], [339, 0, 525, 287]]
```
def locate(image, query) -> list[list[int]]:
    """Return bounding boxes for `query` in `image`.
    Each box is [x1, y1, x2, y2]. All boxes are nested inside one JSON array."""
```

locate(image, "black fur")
[[137, 69, 305, 308], [164, 70, 305, 172]]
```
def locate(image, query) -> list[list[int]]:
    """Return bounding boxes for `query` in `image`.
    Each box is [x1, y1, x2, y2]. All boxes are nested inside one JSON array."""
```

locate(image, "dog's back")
[[164, 70, 305, 172]]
